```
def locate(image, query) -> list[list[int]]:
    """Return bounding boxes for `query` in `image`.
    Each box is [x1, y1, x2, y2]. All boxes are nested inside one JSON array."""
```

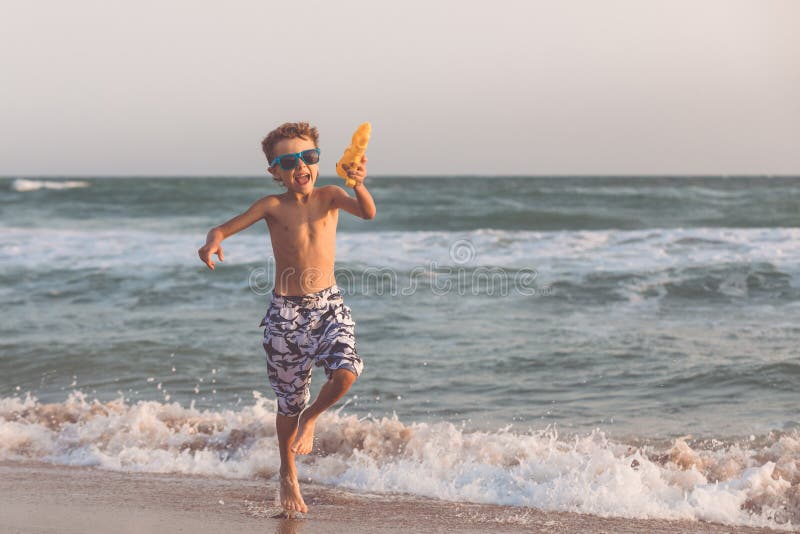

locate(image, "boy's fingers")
[[361, 155, 368, 164], [218, 248, 224, 262]]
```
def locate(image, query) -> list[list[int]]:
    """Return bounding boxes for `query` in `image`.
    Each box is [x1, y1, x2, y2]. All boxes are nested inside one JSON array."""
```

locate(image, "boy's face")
[[268, 137, 319, 195]]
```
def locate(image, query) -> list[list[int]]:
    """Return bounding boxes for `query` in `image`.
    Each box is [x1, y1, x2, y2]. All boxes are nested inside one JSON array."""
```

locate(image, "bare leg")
[[291, 369, 357, 455], [275, 414, 308, 514]]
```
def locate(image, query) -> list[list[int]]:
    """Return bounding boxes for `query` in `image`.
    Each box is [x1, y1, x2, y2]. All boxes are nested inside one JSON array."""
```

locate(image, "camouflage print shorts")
[[260, 284, 363, 417]]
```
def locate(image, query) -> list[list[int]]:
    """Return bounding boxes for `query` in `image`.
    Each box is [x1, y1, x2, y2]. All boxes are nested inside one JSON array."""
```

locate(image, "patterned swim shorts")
[[260, 284, 363, 417]]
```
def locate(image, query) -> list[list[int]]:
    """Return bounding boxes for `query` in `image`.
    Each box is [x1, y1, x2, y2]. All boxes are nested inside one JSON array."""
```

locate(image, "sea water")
[[1, 176, 798, 528]]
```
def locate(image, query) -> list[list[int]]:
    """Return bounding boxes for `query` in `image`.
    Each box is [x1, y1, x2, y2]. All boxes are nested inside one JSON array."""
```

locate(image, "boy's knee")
[[273, 387, 311, 417]]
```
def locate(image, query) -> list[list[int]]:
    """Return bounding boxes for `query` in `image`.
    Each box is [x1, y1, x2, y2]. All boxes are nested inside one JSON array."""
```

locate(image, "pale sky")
[[1, 0, 798, 176]]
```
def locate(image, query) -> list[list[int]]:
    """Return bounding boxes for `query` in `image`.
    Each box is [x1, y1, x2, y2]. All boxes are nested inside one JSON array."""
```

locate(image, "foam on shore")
[[0, 392, 796, 530]]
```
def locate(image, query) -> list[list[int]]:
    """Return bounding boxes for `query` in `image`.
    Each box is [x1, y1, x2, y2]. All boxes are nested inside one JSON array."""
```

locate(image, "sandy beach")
[[0, 461, 788, 534]]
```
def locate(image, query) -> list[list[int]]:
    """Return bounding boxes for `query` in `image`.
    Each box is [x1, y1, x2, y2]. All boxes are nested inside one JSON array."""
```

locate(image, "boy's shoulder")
[[317, 184, 350, 201], [254, 193, 283, 206], [317, 184, 344, 194], [248, 193, 282, 217]]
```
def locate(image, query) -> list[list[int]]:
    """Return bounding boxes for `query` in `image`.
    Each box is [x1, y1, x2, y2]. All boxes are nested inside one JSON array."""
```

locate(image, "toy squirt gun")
[[336, 122, 371, 188]]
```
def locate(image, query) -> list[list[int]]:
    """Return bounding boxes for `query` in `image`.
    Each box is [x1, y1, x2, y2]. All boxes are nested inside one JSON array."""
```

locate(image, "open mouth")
[[295, 173, 311, 186]]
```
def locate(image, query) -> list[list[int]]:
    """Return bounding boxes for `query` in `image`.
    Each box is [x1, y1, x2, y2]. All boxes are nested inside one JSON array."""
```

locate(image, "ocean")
[[1, 175, 798, 529]]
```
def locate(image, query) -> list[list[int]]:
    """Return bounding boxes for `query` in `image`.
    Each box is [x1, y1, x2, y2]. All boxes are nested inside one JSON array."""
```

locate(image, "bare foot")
[[290, 413, 317, 455], [279, 475, 308, 514]]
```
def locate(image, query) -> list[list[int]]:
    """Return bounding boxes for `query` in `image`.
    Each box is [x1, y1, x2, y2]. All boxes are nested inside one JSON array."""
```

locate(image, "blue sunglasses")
[[270, 148, 321, 170]]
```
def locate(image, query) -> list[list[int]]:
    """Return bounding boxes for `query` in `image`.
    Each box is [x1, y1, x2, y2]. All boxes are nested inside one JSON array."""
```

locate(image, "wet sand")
[[0, 461, 787, 534]]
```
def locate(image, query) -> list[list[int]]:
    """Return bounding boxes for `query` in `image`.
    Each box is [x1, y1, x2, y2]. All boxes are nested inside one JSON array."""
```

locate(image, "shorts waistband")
[[270, 284, 342, 308]]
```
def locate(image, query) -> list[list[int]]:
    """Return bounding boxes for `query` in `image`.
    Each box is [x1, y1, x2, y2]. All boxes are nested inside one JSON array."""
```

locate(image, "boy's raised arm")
[[330, 156, 376, 220], [330, 184, 376, 220], [198, 196, 275, 270]]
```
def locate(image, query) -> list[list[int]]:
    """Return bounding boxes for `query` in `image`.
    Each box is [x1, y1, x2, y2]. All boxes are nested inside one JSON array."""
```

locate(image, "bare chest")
[[266, 199, 338, 253]]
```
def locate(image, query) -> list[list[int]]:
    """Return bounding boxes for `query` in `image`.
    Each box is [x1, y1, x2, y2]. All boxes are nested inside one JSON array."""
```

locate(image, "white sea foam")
[[0, 392, 797, 529], [10, 179, 90, 192], [1, 226, 799, 273], [0, 226, 797, 308]]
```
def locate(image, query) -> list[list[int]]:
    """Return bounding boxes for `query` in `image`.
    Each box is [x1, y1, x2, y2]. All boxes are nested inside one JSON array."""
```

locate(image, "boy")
[[198, 122, 376, 514]]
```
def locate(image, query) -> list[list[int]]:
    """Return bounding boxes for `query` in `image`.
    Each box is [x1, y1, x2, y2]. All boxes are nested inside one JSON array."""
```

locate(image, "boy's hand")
[[198, 241, 224, 270], [342, 155, 368, 187]]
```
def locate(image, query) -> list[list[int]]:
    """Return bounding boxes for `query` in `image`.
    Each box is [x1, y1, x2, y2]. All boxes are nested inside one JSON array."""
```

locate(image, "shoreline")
[[0, 461, 787, 534]]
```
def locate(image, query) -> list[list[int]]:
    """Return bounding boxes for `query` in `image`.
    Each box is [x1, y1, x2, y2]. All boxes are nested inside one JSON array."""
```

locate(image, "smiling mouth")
[[295, 173, 311, 186]]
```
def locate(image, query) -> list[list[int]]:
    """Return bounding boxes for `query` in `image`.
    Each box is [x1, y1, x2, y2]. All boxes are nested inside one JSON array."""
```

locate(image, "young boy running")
[[198, 122, 376, 514]]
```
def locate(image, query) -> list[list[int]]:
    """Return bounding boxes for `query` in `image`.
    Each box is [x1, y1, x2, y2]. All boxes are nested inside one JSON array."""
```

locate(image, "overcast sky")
[[1, 0, 798, 176]]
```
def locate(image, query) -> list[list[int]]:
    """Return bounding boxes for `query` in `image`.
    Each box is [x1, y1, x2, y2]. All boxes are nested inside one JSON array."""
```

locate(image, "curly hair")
[[261, 122, 320, 185]]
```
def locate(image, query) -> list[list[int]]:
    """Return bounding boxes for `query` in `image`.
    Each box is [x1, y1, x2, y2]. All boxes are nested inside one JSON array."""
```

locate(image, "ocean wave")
[[4, 176, 799, 231], [2, 226, 799, 270], [0, 392, 796, 529], [2, 227, 797, 307], [10, 179, 90, 192], [549, 262, 797, 304]]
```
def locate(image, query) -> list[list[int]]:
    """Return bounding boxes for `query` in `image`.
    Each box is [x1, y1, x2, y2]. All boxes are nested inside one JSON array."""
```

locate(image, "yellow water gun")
[[336, 122, 371, 187]]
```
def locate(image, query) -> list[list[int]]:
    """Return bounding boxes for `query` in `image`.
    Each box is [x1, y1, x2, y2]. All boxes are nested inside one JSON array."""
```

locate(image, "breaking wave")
[[1, 392, 797, 530], [10, 179, 90, 192]]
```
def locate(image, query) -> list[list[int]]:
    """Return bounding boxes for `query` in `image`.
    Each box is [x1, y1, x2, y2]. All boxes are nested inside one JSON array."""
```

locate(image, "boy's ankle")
[[279, 469, 297, 481], [299, 410, 318, 422]]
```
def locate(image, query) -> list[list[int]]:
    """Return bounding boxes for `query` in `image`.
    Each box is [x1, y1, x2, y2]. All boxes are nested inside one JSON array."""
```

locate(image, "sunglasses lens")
[[278, 155, 298, 170], [301, 149, 320, 165], [273, 149, 318, 170]]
